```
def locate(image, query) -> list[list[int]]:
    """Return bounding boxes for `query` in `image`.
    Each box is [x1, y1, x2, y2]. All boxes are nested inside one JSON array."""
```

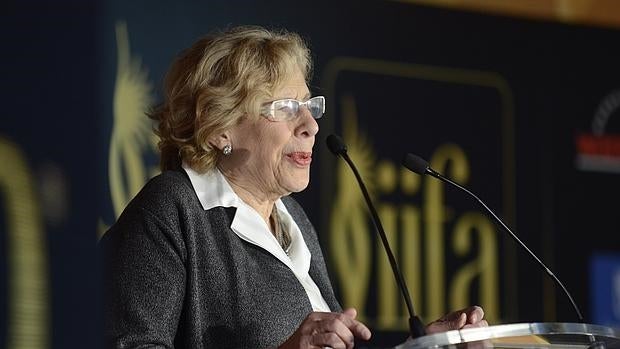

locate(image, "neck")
[[218, 168, 279, 223]]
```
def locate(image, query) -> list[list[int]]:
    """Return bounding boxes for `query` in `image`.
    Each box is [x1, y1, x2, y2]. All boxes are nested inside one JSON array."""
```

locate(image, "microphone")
[[327, 134, 426, 338], [402, 153, 585, 322]]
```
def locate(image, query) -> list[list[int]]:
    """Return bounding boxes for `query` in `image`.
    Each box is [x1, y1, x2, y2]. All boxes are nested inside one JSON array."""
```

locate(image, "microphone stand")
[[328, 135, 426, 338], [403, 153, 584, 322]]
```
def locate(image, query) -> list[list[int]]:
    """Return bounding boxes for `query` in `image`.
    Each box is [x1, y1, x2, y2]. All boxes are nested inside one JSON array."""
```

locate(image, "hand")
[[425, 306, 488, 334], [278, 308, 372, 349]]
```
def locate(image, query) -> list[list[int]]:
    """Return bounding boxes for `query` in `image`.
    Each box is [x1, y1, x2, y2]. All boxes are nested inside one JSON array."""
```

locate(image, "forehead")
[[272, 68, 310, 99]]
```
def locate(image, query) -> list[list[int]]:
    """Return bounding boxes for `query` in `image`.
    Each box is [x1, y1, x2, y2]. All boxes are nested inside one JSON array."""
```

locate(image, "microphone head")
[[326, 134, 348, 156], [402, 153, 429, 175]]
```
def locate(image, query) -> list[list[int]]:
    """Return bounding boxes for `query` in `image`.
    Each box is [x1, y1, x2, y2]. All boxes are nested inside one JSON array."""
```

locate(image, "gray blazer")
[[102, 170, 342, 349]]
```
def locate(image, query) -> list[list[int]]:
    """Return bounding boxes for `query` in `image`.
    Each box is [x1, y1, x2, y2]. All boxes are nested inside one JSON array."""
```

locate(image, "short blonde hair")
[[149, 26, 312, 172]]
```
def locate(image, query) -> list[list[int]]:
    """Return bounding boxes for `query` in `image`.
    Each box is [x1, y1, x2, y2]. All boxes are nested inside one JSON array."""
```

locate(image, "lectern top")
[[394, 322, 620, 349]]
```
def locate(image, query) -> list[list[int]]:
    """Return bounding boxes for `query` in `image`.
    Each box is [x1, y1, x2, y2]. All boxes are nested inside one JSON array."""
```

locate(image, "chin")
[[278, 166, 309, 192], [288, 182, 310, 193], [284, 176, 310, 193]]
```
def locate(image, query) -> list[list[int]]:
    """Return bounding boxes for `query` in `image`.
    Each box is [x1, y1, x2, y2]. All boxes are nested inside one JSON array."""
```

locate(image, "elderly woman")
[[102, 26, 487, 349]]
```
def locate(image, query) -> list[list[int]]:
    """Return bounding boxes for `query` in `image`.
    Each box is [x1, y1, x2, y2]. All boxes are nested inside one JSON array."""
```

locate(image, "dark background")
[[2, 0, 619, 348]]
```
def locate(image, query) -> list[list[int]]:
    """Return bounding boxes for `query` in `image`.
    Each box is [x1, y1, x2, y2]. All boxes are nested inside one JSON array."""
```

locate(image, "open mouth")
[[286, 152, 312, 166]]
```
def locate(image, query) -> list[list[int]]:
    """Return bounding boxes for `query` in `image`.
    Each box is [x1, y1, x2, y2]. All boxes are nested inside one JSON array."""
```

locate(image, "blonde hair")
[[148, 26, 312, 172]]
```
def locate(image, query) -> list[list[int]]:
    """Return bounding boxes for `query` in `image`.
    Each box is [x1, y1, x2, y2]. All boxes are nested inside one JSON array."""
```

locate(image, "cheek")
[[246, 122, 295, 170], [268, 129, 294, 159], [253, 133, 287, 170]]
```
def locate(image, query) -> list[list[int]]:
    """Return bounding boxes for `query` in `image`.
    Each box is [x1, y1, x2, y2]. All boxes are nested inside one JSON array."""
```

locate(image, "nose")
[[295, 107, 319, 138]]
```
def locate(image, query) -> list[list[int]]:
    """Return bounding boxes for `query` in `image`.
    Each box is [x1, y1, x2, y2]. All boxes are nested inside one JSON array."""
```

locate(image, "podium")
[[394, 323, 620, 348]]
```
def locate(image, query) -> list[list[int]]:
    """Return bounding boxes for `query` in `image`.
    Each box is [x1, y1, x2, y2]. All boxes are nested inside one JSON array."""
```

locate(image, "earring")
[[222, 144, 232, 156]]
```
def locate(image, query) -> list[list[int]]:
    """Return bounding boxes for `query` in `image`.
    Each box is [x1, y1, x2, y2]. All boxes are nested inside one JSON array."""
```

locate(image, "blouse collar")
[[181, 164, 313, 278]]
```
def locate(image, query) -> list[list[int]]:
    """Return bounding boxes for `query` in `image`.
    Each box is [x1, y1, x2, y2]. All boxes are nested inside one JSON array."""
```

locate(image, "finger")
[[458, 312, 467, 328], [426, 312, 467, 333], [342, 307, 357, 319], [307, 311, 372, 341], [316, 317, 355, 345], [332, 313, 371, 340], [333, 313, 371, 341], [442, 308, 466, 322], [348, 318, 371, 340], [445, 312, 467, 330], [466, 306, 484, 324], [310, 332, 348, 349]]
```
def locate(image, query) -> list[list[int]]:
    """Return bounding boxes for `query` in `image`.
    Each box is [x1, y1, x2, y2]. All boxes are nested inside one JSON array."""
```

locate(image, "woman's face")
[[221, 68, 319, 200]]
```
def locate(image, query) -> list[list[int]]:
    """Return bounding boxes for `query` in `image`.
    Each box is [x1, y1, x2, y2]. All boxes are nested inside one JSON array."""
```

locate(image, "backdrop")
[[2, 0, 620, 348]]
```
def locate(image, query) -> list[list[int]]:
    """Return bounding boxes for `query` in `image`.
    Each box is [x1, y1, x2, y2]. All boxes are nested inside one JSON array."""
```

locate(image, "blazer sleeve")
[[101, 205, 187, 349]]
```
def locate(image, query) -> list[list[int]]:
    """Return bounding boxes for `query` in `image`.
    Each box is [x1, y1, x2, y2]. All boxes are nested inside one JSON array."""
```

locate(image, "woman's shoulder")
[[125, 170, 200, 216], [143, 170, 194, 195], [101, 170, 204, 249]]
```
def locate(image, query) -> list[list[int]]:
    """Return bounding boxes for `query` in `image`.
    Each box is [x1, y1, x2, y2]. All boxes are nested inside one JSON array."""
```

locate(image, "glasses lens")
[[272, 99, 299, 121], [307, 96, 325, 119], [265, 96, 325, 121]]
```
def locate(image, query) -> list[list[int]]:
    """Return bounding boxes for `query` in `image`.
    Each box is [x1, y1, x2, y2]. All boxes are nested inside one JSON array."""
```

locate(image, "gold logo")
[[327, 69, 501, 328], [100, 21, 158, 236], [0, 138, 49, 348]]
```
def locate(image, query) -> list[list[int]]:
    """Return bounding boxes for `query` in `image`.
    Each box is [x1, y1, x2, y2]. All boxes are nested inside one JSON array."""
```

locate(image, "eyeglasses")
[[260, 96, 325, 121]]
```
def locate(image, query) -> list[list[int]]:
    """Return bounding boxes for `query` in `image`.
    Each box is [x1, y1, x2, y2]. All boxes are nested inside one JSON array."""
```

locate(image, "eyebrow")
[[290, 91, 312, 100], [269, 92, 312, 102], [301, 93, 311, 101]]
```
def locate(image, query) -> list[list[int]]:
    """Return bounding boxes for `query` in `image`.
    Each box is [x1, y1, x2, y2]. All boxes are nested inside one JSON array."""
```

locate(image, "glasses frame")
[[260, 96, 325, 121]]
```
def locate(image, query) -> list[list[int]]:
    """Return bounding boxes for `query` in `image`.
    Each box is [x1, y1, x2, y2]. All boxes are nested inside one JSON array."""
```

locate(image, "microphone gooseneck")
[[402, 153, 585, 322], [327, 135, 426, 338]]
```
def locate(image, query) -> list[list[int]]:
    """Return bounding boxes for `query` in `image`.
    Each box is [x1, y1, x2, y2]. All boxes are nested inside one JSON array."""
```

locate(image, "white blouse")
[[183, 164, 331, 312]]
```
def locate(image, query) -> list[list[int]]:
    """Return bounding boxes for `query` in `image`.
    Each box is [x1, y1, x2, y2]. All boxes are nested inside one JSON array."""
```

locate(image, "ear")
[[207, 131, 231, 151]]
